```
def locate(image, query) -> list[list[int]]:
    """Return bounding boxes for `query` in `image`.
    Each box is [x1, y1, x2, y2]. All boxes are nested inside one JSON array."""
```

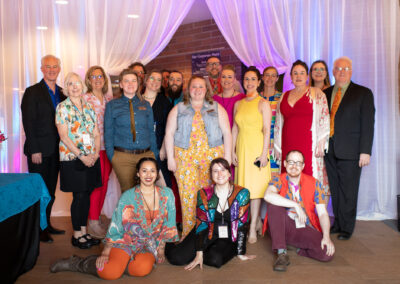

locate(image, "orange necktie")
[[330, 88, 342, 137]]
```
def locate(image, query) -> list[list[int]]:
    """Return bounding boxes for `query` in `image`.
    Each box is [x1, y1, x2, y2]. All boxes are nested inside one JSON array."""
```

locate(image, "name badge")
[[294, 217, 306, 229], [82, 134, 91, 145], [138, 106, 146, 110], [218, 225, 229, 238]]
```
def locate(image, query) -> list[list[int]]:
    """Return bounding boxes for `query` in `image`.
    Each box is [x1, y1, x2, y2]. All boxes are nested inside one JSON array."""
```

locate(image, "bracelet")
[[78, 152, 84, 159]]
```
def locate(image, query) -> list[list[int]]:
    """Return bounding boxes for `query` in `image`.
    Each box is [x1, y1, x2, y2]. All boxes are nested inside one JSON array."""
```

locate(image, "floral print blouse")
[[105, 186, 179, 261], [55, 97, 97, 161], [82, 92, 112, 150]]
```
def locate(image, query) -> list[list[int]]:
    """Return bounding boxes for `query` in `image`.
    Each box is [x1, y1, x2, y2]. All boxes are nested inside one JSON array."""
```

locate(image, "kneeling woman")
[[165, 158, 255, 269], [50, 157, 179, 280]]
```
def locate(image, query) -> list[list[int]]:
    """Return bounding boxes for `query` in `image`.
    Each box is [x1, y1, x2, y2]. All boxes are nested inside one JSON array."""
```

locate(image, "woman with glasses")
[[274, 60, 330, 195], [56, 72, 102, 249], [143, 70, 173, 188], [260, 66, 282, 178], [309, 60, 331, 90], [82, 66, 113, 239]]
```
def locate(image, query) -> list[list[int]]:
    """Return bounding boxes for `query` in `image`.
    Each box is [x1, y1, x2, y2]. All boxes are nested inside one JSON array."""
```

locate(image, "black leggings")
[[71, 191, 91, 231], [165, 228, 236, 268]]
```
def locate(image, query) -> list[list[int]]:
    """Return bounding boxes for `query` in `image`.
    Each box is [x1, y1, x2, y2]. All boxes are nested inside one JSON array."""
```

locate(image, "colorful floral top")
[[105, 185, 179, 261], [261, 92, 282, 173], [196, 184, 250, 255], [269, 174, 327, 227], [82, 92, 112, 150], [55, 97, 97, 161]]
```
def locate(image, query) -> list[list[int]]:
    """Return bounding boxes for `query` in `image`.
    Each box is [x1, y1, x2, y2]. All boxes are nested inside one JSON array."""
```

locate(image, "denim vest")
[[174, 101, 223, 149]]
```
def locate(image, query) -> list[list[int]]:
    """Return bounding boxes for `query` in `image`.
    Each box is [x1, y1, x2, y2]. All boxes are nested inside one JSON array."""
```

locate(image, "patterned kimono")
[[196, 185, 250, 254], [105, 186, 179, 261]]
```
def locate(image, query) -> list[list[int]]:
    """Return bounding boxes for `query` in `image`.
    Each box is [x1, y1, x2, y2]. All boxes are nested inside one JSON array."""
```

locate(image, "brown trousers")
[[111, 150, 155, 192]]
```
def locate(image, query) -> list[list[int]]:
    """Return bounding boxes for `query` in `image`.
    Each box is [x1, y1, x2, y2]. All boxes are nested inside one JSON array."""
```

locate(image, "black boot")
[[50, 255, 98, 277]]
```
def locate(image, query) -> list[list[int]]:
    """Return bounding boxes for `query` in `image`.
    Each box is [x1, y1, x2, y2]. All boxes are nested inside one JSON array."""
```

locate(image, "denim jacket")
[[104, 94, 159, 161], [174, 101, 223, 149]]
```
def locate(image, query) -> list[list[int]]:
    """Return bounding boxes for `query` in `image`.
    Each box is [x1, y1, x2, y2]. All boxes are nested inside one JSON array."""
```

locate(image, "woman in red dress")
[[274, 60, 330, 192]]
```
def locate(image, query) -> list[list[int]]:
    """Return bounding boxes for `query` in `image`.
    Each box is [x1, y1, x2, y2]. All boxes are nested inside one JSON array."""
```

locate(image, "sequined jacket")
[[195, 184, 250, 255]]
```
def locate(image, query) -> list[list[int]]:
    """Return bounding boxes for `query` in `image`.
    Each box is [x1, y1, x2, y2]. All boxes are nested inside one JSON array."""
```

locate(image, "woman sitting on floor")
[[165, 157, 256, 269], [50, 157, 179, 280]]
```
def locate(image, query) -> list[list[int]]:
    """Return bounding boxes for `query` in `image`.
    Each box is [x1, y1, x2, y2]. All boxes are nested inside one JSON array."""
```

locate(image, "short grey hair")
[[63, 72, 87, 96], [333, 56, 352, 68], [41, 54, 61, 66]]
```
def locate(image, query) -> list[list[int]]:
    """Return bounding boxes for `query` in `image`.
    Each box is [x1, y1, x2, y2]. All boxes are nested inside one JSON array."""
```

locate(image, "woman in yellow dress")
[[232, 66, 272, 244]]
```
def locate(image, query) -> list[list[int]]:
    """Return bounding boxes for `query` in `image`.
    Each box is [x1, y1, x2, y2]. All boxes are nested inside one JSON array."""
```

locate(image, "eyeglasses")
[[264, 74, 278, 78], [91, 75, 103, 80], [149, 76, 162, 82], [67, 81, 81, 87], [312, 67, 326, 72], [286, 160, 304, 167], [334, 67, 352, 72], [206, 62, 221, 67]]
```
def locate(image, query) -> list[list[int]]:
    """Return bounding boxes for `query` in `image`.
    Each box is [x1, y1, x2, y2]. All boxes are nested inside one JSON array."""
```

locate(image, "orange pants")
[[97, 248, 155, 280]]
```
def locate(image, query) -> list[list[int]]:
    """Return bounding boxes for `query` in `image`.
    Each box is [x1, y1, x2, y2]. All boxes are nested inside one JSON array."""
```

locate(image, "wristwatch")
[[78, 152, 84, 159]]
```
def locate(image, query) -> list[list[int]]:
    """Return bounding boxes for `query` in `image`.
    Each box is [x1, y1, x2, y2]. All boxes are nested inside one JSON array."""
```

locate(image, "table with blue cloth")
[[0, 173, 50, 284]]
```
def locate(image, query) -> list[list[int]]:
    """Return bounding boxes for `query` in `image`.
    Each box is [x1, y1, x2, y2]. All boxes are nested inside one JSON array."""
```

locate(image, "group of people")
[[20, 53, 374, 278]]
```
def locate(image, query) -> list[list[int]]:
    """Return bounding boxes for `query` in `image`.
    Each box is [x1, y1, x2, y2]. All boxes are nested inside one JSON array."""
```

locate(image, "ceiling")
[[181, 0, 213, 25]]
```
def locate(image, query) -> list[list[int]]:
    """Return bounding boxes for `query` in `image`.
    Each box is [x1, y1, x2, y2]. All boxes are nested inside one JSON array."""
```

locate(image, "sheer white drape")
[[0, 0, 194, 215], [0, 0, 194, 173], [206, 0, 400, 219]]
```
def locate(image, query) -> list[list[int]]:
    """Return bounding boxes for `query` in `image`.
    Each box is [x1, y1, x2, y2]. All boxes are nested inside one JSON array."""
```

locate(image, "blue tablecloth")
[[0, 173, 50, 230]]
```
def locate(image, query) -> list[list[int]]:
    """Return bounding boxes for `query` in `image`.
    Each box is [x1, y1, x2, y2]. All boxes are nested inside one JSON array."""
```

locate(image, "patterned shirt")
[[105, 186, 179, 261], [82, 92, 112, 150], [55, 97, 97, 161], [261, 92, 282, 172], [269, 175, 327, 226]]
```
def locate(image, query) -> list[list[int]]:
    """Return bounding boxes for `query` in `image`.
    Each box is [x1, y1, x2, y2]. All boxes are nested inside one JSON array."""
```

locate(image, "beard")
[[167, 84, 183, 100]]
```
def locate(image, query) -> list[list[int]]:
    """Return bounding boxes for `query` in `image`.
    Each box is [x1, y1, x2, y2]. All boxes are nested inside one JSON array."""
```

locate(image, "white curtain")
[[206, 0, 400, 219], [0, 0, 194, 174]]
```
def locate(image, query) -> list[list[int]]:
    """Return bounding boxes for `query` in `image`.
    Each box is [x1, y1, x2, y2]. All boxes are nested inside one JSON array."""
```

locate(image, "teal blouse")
[[105, 185, 179, 261]]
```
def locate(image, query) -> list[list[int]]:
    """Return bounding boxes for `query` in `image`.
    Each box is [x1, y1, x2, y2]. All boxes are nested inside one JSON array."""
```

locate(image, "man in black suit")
[[324, 56, 375, 240], [21, 55, 66, 242]]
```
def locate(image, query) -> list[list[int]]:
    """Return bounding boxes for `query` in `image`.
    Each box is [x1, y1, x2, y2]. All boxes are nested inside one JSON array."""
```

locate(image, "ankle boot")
[[50, 255, 98, 277]]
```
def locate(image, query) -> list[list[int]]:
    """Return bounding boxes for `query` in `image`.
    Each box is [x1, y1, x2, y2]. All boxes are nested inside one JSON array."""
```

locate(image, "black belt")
[[114, 147, 150, 154]]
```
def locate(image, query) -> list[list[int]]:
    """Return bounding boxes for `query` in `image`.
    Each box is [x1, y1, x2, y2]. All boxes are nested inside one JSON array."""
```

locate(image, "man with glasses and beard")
[[165, 70, 184, 106], [263, 150, 334, 272], [205, 56, 243, 95]]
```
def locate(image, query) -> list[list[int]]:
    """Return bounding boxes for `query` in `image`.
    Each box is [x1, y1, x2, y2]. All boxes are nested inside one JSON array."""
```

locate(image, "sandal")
[[83, 234, 100, 246], [71, 236, 92, 249]]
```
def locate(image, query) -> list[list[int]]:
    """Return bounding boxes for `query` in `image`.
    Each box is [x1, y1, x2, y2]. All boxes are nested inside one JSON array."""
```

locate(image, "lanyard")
[[217, 185, 232, 225]]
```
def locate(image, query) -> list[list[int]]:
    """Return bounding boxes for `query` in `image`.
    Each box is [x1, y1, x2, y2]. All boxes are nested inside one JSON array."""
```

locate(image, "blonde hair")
[[63, 72, 86, 96]]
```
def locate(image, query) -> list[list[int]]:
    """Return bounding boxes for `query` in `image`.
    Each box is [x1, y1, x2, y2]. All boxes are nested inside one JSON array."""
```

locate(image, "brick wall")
[[146, 19, 243, 88]]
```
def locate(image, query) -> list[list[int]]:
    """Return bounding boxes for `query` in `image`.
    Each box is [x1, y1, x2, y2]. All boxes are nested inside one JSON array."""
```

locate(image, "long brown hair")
[[85, 65, 109, 94]]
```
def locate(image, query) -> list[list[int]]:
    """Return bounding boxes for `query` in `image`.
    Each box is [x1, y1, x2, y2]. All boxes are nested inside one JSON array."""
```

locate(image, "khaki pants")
[[111, 150, 155, 192]]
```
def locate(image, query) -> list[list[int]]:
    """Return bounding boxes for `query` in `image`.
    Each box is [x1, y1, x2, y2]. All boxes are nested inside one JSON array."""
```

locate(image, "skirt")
[[60, 158, 102, 192]]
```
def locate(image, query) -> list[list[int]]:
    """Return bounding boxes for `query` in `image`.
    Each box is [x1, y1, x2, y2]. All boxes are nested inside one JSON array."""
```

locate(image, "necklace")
[[215, 184, 233, 213], [140, 186, 156, 223], [143, 94, 157, 100]]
